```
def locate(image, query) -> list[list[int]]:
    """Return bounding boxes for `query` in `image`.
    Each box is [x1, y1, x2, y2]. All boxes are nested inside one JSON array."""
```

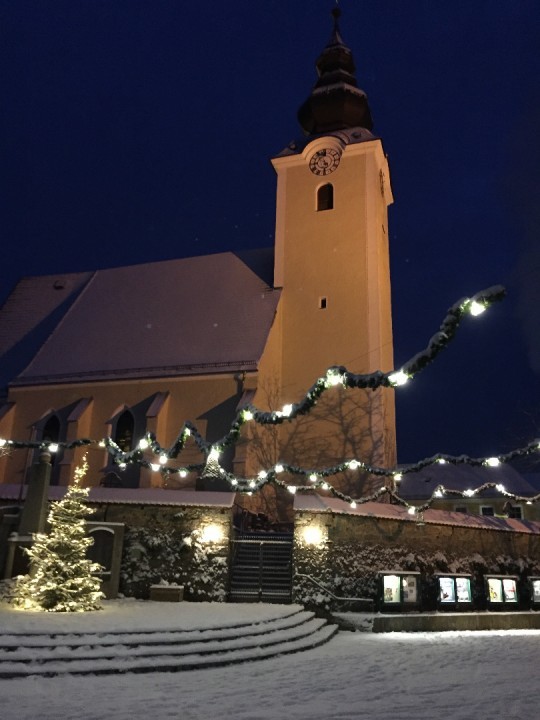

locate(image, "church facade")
[[0, 10, 396, 508]]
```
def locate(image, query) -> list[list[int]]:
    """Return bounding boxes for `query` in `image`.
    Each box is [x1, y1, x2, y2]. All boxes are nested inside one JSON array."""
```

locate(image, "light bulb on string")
[[469, 300, 486, 316], [388, 370, 409, 387], [326, 369, 343, 387]]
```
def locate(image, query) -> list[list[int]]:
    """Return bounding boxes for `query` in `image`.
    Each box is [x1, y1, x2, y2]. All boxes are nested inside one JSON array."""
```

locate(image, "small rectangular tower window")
[[317, 183, 333, 211], [319, 297, 327, 309]]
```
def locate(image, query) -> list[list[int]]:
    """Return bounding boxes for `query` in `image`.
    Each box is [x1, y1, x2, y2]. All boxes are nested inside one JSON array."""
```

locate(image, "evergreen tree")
[[16, 457, 104, 612]]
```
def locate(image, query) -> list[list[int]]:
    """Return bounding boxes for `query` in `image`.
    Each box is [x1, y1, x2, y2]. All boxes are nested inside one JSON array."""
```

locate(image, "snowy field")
[[1, 600, 539, 720]]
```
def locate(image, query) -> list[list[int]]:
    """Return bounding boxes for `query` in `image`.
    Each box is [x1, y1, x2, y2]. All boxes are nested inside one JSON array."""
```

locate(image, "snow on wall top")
[[0, 484, 235, 508], [294, 494, 540, 534]]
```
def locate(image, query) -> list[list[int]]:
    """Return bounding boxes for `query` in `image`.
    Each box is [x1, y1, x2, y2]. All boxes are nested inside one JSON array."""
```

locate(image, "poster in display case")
[[380, 572, 421, 609], [487, 576, 519, 606], [383, 575, 400, 603], [402, 575, 417, 603], [488, 578, 503, 603], [455, 577, 472, 603], [502, 578, 518, 602], [436, 575, 472, 609], [439, 577, 456, 603]]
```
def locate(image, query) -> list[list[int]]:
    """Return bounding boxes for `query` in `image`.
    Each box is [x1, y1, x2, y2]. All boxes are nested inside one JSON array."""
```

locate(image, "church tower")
[[270, 8, 396, 479]]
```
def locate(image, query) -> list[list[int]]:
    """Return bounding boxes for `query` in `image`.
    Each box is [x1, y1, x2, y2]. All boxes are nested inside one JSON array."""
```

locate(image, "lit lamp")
[[199, 524, 225, 544], [301, 525, 326, 547]]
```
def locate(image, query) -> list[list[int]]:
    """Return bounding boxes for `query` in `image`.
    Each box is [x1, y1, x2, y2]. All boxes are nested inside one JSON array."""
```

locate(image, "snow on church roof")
[[1, 249, 279, 387]]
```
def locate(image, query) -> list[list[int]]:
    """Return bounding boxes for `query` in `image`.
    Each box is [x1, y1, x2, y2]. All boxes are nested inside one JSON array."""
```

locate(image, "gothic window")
[[42, 415, 60, 447], [114, 410, 134, 452], [34, 412, 63, 484], [105, 407, 140, 488], [317, 183, 334, 211]]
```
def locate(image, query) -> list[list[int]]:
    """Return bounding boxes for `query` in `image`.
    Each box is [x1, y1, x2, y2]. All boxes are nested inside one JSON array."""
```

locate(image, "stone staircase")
[[0, 606, 337, 678]]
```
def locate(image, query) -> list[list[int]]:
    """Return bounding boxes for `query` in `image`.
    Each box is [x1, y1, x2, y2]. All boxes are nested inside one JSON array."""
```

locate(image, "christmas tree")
[[15, 457, 104, 612]]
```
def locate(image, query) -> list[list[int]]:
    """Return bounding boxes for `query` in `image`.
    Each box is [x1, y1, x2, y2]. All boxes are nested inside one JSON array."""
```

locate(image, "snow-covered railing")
[[294, 573, 374, 608]]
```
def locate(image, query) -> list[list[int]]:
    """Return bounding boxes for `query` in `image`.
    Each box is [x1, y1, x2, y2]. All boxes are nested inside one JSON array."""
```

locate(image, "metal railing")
[[294, 572, 374, 607]]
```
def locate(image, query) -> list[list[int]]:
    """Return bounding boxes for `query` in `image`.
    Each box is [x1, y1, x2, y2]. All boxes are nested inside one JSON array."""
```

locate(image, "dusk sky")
[[1, 1, 539, 465]]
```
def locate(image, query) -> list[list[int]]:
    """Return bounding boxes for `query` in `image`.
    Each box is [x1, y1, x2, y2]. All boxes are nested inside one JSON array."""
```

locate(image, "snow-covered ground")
[[1, 600, 539, 720]]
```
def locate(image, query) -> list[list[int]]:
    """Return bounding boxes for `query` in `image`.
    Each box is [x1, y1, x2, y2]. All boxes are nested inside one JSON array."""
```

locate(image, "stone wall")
[[293, 510, 540, 611], [81, 502, 231, 602]]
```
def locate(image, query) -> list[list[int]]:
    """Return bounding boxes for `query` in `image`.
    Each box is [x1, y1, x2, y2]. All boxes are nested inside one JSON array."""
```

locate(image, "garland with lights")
[[2, 284, 538, 514]]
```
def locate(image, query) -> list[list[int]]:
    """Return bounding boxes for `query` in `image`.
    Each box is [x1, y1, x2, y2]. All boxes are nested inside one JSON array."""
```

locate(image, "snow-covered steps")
[[0, 604, 338, 678]]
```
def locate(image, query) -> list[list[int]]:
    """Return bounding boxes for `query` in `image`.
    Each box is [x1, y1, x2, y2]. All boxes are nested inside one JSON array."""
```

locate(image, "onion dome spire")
[[297, 7, 373, 136]]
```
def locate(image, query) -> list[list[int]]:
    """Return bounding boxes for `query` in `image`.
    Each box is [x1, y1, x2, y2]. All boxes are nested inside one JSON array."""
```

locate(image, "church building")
[[0, 9, 396, 510]]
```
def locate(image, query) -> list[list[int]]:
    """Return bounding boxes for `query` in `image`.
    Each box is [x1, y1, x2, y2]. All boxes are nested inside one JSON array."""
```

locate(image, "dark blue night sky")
[[1, 1, 539, 464]]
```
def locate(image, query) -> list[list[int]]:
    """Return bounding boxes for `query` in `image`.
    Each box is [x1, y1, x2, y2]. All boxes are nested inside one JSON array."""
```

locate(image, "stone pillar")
[[18, 451, 52, 534], [3, 452, 52, 579]]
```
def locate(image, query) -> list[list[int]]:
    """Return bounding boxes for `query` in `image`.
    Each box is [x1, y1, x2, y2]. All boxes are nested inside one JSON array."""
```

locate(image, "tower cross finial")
[[331, 3, 342, 34]]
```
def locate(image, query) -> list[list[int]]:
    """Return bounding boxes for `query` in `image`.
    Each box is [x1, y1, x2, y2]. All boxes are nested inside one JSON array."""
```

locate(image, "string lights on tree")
[[1, 285, 539, 511], [14, 457, 104, 612]]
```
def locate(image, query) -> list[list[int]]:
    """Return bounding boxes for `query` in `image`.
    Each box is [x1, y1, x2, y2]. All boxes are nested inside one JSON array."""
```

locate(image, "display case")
[[379, 571, 421, 611], [528, 577, 540, 609], [485, 575, 519, 609], [435, 574, 473, 611]]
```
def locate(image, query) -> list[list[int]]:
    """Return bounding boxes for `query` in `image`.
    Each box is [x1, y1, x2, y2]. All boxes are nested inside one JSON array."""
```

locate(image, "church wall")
[[0, 373, 247, 488]]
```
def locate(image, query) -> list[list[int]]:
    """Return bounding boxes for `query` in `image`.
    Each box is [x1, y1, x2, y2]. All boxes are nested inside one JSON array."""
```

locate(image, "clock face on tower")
[[309, 148, 341, 176]]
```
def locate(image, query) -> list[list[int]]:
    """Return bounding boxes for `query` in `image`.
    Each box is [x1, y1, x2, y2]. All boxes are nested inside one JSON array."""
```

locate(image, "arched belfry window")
[[115, 410, 134, 452], [317, 183, 334, 212]]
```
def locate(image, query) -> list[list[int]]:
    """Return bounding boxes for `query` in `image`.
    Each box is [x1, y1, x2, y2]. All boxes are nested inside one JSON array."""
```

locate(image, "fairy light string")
[[2, 283, 536, 509]]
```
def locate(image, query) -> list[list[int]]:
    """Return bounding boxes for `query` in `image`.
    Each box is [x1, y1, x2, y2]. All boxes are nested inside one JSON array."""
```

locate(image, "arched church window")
[[29, 412, 65, 484], [42, 415, 60, 446], [42, 415, 61, 468], [115, 410, 134, 452], [317, 183, 334, 211]]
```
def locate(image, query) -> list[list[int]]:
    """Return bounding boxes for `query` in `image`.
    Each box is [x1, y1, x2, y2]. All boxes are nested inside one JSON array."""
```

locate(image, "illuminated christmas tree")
[[16, 457, 104, 612]]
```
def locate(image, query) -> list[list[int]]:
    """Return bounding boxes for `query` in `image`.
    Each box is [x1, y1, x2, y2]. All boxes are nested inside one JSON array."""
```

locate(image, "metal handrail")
[[295, 572, 373, 605]]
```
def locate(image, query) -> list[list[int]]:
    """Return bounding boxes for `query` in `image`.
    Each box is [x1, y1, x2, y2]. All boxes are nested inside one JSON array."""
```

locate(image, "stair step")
[[0, 624, 337, 678], [1, 608, 313, 650], [2, 617, 327, 665], [0, 607, 337, 679]]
